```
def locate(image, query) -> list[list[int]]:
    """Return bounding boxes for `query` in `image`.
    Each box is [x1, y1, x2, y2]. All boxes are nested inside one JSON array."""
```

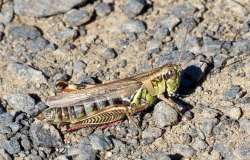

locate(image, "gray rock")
[[223, 85, 242, 100], [192, 138, 208, 151], [27, 37, 50, 52], [14, 0, 88, 17], [159, 15, 180, 31], [27, 155, 42, 160], [102, 48, 117, 59], [235, 140, 250, 160], [146, 39, 161, 54], [55, 28, 78, 43], [2, 138, 21, 155], [213, 53, 229, 70], [29, 120, 63, 148], [153, 101, 179, 128], [170, 3, 197, 18], [0, 23, 5, 32], [95, 3, 112, 17], [200, 118, 219, 137], [173, 144, 196, 158], [213, 142, 236, 160], [89, 134, 113, 151], [179, 17, 198, 32], [121, 19, 146, 33], [117, 59, 127, 68], [153, 26, 170, 40], [142, 127, 162, 144], [203, 35, 222, 56], [73, 60, 87, 73], [6, 62, 47, 84], [0, 149, 12, 160], [3, 94, 36, 115], [20, 135, 31, 150], [8, 25, 42, 40], [144, 151, 171, 160], [231, 39, 250, 56], [79, 138, 97, 160], [123, 0, 146, 17], [0, 1, 14, 24], [239, 118, 250, 134], [63, 9, 92, 27], [0, 113, 20, 134]]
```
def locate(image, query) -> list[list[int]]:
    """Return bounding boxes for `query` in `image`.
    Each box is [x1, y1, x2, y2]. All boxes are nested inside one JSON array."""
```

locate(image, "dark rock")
[[141, 127, 162, 144], [173, 144, 196, 158], [102, 48, 117, 59], [0, 1, 14, 24], [89, 134, 113, 151], [6, 62, 47, 84], [3, 94, 36, 115], [95, 3, 112, 17], [123, 0, 146, 17], [79, 138, 97, 160], [170, 3, 197, 18], [63, 9, 92, 27], [153, 101, 179, 128], [2, 138, 21, 155], [8, 25, 42, 40], [14, 0, 88, 17], [29, 120, 63, 148], [0, 149, 12, 160], [159, 15, 180, 31], [223, 85, 242, 100], [121, 19, 146, 33]]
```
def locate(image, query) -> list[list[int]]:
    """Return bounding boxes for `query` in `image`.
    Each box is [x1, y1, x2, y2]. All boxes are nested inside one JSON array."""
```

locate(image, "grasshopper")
[[38, 64, 181, 132]]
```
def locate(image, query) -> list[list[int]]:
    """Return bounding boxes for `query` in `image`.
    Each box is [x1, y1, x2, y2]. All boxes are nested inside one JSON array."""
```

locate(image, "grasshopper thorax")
[[163, 64, 181, 96]]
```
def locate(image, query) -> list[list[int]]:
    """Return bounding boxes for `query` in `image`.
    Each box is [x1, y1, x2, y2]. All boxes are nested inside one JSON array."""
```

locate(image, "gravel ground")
[[0, 0, 250, 160]]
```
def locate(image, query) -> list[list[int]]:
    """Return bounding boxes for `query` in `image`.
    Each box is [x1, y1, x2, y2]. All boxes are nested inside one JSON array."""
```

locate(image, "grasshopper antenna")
[[178, 25, 189, 68]]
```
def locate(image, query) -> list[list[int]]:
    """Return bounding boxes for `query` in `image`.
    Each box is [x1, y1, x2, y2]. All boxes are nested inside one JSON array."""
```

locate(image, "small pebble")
[[152, 101, 179, 128], [95, 3, 112, 17], [159, 15, 180, 31], [123, 0, 146, 17], [224, 107, 242, 120], [73, 60, 87, 73], [102, 48, 117, 59], [223, 85, 242, 100], [3, 138, 21, 155], [239, 118, 250, 134]]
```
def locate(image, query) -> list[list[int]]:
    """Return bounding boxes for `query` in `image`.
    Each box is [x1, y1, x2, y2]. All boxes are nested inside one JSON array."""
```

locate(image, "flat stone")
[[8, 25, 42, 40], [0, 1, 14, 24], [6, 62, 47, 85], [89, 134, 113, 151], [29, 120, 63, 148], [63, 8, 92, 27], [123, 0, 146, 17], [14, 0, 88, 17], [121, 19, 146, 33], [95, 3, 112, 17]]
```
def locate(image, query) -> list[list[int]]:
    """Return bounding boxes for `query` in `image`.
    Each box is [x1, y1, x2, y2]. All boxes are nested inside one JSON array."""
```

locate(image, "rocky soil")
[[0, 0, 250, 160]]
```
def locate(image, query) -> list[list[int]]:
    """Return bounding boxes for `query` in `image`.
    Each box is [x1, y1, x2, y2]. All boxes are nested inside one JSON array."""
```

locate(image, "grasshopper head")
[[162, 64, 181, 96]]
